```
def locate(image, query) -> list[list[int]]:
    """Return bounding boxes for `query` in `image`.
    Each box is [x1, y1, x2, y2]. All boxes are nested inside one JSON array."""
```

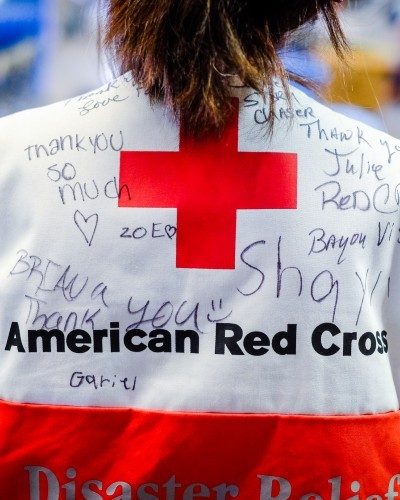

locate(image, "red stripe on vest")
[[1, 399, 399, 499]]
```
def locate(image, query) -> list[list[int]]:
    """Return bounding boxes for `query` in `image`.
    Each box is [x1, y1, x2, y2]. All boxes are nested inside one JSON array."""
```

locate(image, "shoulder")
[[0, 72, 176, 165], [0, 73, 149, 147], [289, 85, 398, 151], [238, 82, 399, 169]]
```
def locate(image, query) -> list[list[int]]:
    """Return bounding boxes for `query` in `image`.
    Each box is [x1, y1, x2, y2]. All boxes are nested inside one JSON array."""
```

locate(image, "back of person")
[[1, 1, 400, 499]]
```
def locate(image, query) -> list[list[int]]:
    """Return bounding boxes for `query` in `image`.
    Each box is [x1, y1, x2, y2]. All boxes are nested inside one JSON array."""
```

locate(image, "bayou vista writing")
[[25, 467, 400, 500]]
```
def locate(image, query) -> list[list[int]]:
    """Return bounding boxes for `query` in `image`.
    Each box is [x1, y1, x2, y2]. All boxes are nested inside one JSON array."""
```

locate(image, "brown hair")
[[103, 0, 347, 137]]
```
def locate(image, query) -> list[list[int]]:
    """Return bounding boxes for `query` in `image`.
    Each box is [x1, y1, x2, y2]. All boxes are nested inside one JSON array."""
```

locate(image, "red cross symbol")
[[119, 98, 297, 269]]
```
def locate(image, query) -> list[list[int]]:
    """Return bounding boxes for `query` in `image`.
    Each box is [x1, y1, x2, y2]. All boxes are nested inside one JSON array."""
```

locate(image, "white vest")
[[1, 73, 400, 498]]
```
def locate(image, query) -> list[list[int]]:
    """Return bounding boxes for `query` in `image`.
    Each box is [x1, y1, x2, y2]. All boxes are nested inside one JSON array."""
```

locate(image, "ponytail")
[[103, 0, 347, 137]]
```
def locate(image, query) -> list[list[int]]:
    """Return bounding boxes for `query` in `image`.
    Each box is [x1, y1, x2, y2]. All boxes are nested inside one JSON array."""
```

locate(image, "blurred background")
[[0, 0, 104, 116], [0, 0, 399, 136]]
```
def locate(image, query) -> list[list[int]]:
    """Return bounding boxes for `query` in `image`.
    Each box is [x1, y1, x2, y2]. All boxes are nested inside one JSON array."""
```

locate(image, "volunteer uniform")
[[1, 72, 400, 499]]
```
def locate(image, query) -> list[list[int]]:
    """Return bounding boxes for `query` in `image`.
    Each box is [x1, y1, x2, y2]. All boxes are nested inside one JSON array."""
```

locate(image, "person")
[[1, 0, 400, 498]]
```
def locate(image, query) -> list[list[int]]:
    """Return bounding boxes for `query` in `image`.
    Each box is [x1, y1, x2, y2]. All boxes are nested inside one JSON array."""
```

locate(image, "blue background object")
[[0, 0, 40, 49]]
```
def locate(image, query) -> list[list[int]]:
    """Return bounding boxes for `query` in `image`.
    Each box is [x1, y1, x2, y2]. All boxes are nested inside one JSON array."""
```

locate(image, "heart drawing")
[[165, 225, 176, 239], [73, 210, 99, 246]]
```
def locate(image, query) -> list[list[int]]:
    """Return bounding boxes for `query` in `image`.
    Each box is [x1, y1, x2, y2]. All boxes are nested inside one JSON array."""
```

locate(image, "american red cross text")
[[119, 99, 297, 269]]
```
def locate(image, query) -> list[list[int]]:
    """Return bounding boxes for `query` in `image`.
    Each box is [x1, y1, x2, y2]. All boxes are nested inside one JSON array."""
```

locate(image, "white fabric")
[[0, 73, 400, 415]]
